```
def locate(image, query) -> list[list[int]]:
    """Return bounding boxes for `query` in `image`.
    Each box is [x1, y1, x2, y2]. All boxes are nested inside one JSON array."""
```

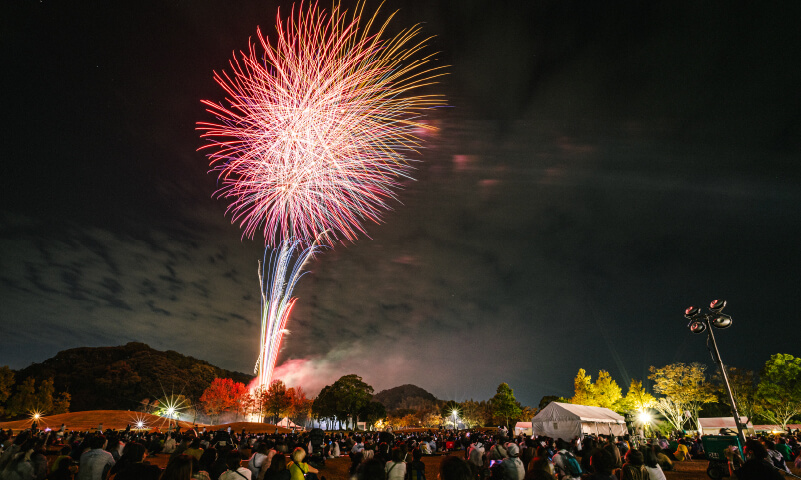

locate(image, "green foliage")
[[756, 353, 801, 429], [358, 401, 387, 428], [711, 367, 757, 423], [52, 392, 71, 414], [458, 399, 489, 428], [491, 383, 522, 429], [35, 378, 55, 414], [538, 395, 568, 410], [0, 366, 15, 416], [312, 374, 375, 430], [7, 377, 37, 416]]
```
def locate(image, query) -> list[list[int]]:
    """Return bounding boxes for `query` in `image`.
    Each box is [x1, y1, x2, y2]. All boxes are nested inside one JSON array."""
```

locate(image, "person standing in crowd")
[[501, 443, 525, 480]]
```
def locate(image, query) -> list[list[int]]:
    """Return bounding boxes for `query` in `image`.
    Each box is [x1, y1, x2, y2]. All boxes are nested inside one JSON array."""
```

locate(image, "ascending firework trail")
[[198, 1, 445, 391]]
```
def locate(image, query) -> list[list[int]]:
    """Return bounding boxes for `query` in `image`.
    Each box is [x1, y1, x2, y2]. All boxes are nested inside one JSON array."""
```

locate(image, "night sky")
[[2, 0, 800, 408]]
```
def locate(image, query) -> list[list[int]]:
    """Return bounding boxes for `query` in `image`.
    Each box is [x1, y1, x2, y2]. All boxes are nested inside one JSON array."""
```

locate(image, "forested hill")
[[15, 342, 252, 412], [374, 384, 441, 412]]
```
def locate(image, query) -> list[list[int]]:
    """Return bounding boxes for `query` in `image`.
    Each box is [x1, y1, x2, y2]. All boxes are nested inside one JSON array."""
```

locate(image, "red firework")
[[198, 1, 445, 246]]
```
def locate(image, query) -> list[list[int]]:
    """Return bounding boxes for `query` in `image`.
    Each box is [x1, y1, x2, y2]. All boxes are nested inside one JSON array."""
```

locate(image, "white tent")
[[276, 417, 303, 430], [531, 402, 627, 439], [514, 422, 533, 436], [697, 417, 754, 436]]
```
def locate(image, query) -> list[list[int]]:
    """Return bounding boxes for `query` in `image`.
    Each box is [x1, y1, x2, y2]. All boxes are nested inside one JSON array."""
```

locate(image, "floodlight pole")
[[704, 317, 747, 447]]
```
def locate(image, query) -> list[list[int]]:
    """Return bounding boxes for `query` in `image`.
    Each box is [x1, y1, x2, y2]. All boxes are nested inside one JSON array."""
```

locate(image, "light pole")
[[684, 299, 747, 447]]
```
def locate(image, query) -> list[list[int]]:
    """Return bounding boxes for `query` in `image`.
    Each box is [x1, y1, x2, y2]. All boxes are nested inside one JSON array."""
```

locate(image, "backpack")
[[561, 451, 582, 477]]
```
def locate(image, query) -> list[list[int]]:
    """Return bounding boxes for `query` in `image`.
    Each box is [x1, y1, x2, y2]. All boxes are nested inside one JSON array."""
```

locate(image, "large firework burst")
[[198, 1, 445, 246]]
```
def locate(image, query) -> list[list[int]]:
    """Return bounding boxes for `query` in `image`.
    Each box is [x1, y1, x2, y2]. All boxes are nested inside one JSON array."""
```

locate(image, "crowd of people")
[[0, 423, 799, 480], [0, 424, 327, 480]]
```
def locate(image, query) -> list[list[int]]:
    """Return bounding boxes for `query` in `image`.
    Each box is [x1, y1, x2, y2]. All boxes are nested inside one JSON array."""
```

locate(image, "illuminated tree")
[[618, 379, 656, 414], [593, 371, 622, 410], [200, 378, 245, 424], [653, 397, 686, 432], [756, 353, 801, 429], [263, 379, 292, 423], [649, 363, 715, 430], [570, 368, 597, 406], [458, 400, 485, 429]]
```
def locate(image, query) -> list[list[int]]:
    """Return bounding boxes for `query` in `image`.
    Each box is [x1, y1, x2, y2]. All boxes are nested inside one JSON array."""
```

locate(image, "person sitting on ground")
[[384, 447, 406, 480], [160, 454, 193, 480], [261, 453, 290, 480], [3, 438, 37, 480], [219, 450, 252, 480], [47, 454, 77, 480], [288, 447, 318, 480], [354, 458, 384, 480], [329, 439, 340, 458], [764, 439, 791, 474], [439, 456, 473, 480], [407, 448, 426, 480], [673, 440, 689, 462], [184, 439, 204, 462], [727, 439, 783, 480], [113, 442, 161, 480], [650, 445, 672, 472], [248, 443, 271, 479], [77, 434, 115, 480], [640, 447, 666, 480], [619, 449, 650, 480], [163, 434, 177, 455], [582, 447, 616, 480], [196, 448, 216, 480]]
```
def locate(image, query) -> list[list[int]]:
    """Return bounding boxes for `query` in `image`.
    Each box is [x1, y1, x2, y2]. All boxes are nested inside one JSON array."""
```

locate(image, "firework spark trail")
[[255, 239, 321, 388], [199, 1, 446, 247]]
